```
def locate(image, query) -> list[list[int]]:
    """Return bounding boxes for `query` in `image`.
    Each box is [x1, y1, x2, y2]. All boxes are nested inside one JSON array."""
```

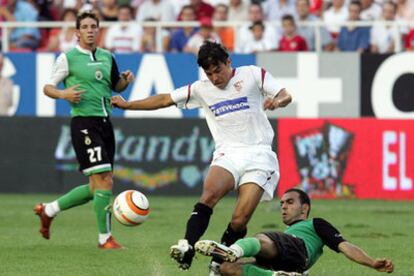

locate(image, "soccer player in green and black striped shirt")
[[195, 189, 394, 275], [34, 11, 134, 249]]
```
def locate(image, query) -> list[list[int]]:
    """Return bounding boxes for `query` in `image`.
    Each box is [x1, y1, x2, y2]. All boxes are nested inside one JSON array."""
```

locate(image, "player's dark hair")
[[76, 10, 100, 30], [282, 14, 296, 25], [197, 41, 229, 70], [284, 188, 311, 216]]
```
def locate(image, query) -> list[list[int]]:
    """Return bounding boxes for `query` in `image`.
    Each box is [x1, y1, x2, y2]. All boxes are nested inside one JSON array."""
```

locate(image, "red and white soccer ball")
[[113, 190, 150, 226]]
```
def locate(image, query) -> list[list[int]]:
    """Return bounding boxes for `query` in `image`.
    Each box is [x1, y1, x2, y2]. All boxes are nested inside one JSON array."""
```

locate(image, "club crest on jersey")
[[233, 80, 243, 92], [84, 136, 92, 145], [95, 69, 103, 81]]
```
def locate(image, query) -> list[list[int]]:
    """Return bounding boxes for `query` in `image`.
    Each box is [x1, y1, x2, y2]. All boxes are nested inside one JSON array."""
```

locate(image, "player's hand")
[[111, 95, 130, 109], [120, 70, 134, 83], [263, 97, 280, 111], [62, 84, 85, 104], [372, 258, 394, 273]]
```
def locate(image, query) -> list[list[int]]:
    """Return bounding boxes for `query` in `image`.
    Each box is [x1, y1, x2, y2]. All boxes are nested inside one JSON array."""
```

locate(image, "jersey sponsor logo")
[[80, 129, 89, 135], [209, 97, 250, 117]]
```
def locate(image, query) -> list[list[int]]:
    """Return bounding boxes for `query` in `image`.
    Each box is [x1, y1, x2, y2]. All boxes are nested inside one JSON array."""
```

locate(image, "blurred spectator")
[[395, 0, 414, 21], [168, 5, 198, 52], [262, 0, 297, 21], [0, 54, 14, 116], [278, 14, 308, 51], [337, 0, 370, 52], [237, 3, 280, 53], [405, 28, 414, 50], [184, 17, 221, 54], [140, 17, 158, 52], [360, 0, 382, 20], [7, 0, 41, 50], [136, 0, 176, 22], [296, 0, 334, 51], [323, 0, 349, 36], [189, 0, 215, 20], [45, 8, 77, 52], [213, 4, 234, 51], [100, 0, 118, 21], [370, 1, 401, 53], [238, 20, 275, 53], [104, 4, 142, 53], [228, 0, 249, 21]]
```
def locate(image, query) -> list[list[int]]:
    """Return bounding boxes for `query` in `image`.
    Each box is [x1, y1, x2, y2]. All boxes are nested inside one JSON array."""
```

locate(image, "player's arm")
[[263, 88, 292, 110], [111, 94, 175, 110], [43, 53, 86, 104], [338, 241, 393, 273], [44, 84, 85, 104], [111, 56, 135, 93], [314, 218, 393, 273]]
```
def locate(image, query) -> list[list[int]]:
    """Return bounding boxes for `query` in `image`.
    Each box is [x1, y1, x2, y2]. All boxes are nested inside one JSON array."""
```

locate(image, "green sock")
[[93, 190, 112, 234], [236, 237, 261, 257], [57, 184, 93, 210], [242, 264, 273, 276]]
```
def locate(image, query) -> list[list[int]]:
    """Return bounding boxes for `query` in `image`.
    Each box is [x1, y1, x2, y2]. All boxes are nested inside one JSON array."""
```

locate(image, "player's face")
[[204, 59, 233, 89], [280, 192, 307, 225], [77, 17, 99, 48]]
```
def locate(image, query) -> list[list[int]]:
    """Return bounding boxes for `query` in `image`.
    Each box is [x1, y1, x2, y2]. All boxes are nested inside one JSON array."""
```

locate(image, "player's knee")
[[220, 262, 241, 276], [199, 190, 221, 208], [230, 213, 251, 230]]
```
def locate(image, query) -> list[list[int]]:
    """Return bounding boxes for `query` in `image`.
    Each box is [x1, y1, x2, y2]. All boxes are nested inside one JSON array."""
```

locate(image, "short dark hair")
[[76, 10, 100, 30], [284, 188, 311, 216], [282, 14, 295, 25], [197, 41, 229, 70]]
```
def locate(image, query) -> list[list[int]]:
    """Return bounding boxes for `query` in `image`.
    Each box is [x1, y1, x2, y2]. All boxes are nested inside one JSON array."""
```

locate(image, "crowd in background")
[[0, 0, 414, 53]]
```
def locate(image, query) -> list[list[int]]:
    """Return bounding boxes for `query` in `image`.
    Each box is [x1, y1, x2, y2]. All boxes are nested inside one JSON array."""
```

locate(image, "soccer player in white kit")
[[111, 41, 292, 274]]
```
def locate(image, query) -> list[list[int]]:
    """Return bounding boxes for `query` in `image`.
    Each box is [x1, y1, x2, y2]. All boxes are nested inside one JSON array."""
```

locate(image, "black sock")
[[212, 223, 247, 263], [184, 202, 213, 247]]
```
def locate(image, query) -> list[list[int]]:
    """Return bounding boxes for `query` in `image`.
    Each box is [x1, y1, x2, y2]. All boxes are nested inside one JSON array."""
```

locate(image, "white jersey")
[[170, 65, 283, 149]]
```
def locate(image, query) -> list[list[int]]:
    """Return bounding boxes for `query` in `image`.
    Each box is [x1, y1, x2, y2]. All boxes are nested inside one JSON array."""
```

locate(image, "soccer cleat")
[[195, 240, 238, 263], [272, 271, 303, 276], [34, 203, 54, 240], [208, 261, 222, 276], [98, 236, 124, 249], [170, 239, 195, 270]]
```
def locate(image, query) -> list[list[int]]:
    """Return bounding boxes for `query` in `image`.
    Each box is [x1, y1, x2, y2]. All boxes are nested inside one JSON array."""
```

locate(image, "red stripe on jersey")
[[185, 84, 191, 109], [261, 68, 266, 90]]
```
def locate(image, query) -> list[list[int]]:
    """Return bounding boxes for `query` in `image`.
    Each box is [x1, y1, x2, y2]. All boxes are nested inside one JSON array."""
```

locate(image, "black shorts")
[[71, 116, 115, 176], [255, 232, 308, 273]]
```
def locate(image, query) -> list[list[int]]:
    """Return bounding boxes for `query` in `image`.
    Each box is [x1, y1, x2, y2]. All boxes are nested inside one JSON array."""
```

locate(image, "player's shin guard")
[[57, 184, 93, 210], [93, 190, 112, 234], [184, 202, 213, 246], [212, 223, 247, 264]]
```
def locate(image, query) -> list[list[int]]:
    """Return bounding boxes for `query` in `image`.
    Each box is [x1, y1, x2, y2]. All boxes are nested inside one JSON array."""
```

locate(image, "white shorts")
[[211, 145, 280, 201]]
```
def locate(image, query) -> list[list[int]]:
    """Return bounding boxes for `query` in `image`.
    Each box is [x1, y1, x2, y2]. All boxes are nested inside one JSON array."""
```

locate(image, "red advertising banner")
[[277, 119, 414, 200]]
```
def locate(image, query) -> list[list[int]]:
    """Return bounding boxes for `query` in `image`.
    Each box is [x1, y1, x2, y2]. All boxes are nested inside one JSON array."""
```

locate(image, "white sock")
[[99, 233, 111, 245], [44, 201, 60, 217], [229, 244, 244, 258]]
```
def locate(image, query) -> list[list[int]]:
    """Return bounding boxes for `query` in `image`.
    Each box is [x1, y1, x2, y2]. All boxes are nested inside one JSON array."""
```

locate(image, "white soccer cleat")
[[195, 240, 238, 263], [272, 271, 303, 276], [170, 239, 195, 270]]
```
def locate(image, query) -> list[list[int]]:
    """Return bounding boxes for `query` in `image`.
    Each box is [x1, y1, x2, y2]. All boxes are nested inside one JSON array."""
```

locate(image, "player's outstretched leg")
[[195, 240, 239, 262], [33, 203, 54, 239], [34, 184, 94, 240], [170, 239, 195, 270]]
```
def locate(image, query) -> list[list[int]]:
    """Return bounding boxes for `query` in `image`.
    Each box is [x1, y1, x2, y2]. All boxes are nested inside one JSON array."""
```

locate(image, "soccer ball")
[[113, 190, 150, 226]]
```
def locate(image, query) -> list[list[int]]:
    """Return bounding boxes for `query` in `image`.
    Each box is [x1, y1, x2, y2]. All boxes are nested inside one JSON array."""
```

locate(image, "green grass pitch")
[[0, 194, 413, 276]]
